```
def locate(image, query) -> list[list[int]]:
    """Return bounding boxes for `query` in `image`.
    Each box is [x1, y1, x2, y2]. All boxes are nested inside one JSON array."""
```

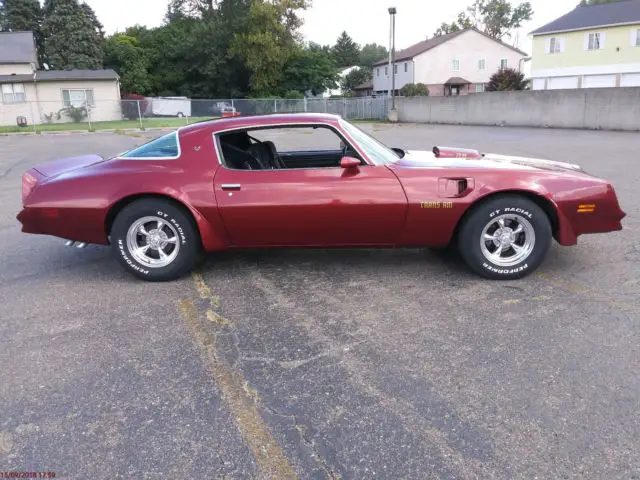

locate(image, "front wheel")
[[111, 199, 200, 281], [457, 195, 552, 280]]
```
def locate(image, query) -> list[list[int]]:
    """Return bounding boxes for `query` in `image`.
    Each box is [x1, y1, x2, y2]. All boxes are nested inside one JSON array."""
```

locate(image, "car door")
[[213, 125, 408, 247]]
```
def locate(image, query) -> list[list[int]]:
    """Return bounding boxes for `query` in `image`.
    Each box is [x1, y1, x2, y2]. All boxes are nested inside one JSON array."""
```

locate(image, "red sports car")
[[17, 113, 625, 282]]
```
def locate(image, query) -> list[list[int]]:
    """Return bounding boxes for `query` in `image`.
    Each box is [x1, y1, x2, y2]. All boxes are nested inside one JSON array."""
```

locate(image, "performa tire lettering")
[[118, 239, 150, 275]]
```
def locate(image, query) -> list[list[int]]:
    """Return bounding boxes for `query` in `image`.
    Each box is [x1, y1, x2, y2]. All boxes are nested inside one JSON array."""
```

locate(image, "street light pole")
[[388, 7, 396, 110]]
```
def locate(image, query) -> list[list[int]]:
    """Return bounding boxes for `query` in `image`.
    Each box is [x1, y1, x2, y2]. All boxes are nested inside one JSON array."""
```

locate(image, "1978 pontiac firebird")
[[17, 113, 626, 282]]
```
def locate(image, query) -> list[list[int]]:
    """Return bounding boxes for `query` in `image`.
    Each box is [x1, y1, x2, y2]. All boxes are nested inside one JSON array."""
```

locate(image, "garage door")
[[532, 78, 546, 90], [547, 76, 579, 90], [583, 74, 616, 88], [621, 73, 640, 87]]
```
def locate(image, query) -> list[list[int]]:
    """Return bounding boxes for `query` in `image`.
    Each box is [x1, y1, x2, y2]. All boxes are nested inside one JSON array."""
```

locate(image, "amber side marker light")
[[577, 204, 596, 213]]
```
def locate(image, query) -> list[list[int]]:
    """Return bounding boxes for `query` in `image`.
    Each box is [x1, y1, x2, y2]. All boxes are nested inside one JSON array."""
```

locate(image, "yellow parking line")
[[177, 294, 297, 480]]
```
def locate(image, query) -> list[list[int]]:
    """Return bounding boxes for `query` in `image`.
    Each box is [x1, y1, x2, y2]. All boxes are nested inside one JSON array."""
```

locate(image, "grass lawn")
[[0, 116, 215, 134]]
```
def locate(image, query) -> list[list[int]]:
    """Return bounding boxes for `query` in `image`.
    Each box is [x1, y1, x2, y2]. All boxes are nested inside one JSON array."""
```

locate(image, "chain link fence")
[[0, 97, 390, 133]]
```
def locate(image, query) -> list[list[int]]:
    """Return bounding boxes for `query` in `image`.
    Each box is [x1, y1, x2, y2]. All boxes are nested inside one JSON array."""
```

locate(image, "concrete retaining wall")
[[395, 87, 640, 131]]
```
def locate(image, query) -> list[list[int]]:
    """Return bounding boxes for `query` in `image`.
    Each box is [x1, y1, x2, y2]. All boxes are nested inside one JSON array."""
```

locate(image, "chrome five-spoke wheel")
[[126, 216, 180, 268], [480, 214, 536, 267]]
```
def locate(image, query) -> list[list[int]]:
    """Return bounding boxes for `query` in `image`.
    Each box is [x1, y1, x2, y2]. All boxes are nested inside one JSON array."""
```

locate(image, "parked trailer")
[[146, 96, 192, 117]]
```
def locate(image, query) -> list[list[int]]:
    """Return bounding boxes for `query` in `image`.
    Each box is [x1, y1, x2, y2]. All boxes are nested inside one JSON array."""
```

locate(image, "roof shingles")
[[0, 70, 119, 84], [0, 31, 38, 64], [372, 27, 527, 66], [530, 0, 640, 35]]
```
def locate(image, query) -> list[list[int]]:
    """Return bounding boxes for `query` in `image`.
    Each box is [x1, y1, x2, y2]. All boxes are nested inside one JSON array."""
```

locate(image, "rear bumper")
[[16, 206, 108, 245]]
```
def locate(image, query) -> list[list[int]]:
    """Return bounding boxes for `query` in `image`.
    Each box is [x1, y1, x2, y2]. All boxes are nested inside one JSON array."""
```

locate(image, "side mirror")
[[391, 147, 405, 158], [340, 156, 361, 169]]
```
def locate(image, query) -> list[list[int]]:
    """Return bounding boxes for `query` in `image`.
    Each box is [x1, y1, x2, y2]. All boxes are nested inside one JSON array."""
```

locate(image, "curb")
[[0, 127, 177, 136]]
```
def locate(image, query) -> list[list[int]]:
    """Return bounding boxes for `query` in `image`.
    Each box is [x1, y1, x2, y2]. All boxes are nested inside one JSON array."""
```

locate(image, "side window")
[[217, 125, 360, 170], [250, 126, 343, 152], [121, 131, 180, 158]]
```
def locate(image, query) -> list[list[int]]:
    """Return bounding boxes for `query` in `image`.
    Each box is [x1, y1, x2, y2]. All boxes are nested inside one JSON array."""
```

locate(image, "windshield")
[[339, 119, 399, 165]]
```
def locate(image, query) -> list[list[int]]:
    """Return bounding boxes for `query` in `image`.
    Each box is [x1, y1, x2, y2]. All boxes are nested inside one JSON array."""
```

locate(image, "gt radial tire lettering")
[[490, 208, 533, 219], [482, 262, 529, 274], [504, 207, 533, 219], [118, 239, 150, 275], [157, 210, 187, 245]]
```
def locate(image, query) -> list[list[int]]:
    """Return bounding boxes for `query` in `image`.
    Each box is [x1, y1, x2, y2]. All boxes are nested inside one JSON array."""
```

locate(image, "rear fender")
[[106, 191, 230, 251]]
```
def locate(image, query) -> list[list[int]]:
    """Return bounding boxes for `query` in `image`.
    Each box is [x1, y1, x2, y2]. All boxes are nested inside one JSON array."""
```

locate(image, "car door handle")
[[221, 184, 241, 191]]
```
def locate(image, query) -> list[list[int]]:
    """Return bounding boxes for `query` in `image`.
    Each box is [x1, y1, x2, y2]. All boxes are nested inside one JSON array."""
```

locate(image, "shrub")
[[486, 68, 529, 91], [61, 106, 88, 123], [399, 83, 430, 97]]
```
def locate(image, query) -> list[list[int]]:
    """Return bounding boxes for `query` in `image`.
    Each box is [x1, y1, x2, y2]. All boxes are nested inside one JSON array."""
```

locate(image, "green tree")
[[0, 0, 45, 64], [229, 0, 308, 96], [282, 46, 339, 96], [331, 31, 360, 68], [42, 0, 104, 69], [104, 33, 151, 94], [166, 0, 217, 18], [341, 67, 371, 94], [434, 0, 532, 40], [399, 83, 430, 96], [434, 12, 474, 36], [359, 43, 387, 69], [486, 67, 528, 91], [131, 20, 196, 96], [80, 2, 105, 39]]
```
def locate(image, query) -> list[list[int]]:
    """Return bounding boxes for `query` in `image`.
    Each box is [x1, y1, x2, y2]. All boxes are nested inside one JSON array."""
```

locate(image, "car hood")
[[395, 149, 584, 173]]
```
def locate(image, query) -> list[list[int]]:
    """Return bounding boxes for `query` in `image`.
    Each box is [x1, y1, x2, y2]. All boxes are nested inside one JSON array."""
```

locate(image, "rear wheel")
[[111, 199, 200, 281], [457, 195, 552, 280]]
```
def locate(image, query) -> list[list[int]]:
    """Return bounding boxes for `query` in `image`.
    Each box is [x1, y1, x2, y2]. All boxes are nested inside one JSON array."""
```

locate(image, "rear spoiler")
[[433, 146, 483, 159]]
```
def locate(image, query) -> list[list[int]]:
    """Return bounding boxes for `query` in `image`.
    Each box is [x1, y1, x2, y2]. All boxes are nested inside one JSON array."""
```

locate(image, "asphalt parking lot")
[[1, 123, 638, 479]]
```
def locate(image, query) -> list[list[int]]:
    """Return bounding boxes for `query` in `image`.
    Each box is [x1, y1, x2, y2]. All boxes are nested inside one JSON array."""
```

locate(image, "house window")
[[549, 37, 561, 53], [634, 29, 640, 46], [478, 58, 486, 70], [385, 66, 388, 75], [500, 58, 508, 69], [394, 64, 398, 74], [376, 68, 380, 76], [1, 83, 26, 103], [404, 62, 408, 72], [587, 32, 604, 50], [452, 59, 460, 72], [62, 89, 95, 108], [475, 83, 485, 93]]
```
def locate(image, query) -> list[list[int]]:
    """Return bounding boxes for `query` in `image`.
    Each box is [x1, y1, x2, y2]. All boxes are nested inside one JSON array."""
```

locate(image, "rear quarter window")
[[121, 131, 181, 159]]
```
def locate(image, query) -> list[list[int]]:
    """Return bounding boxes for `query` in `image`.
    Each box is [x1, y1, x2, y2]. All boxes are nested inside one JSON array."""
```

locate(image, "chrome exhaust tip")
[[65, 240, 75, 247], [76, 242, 88, 249]]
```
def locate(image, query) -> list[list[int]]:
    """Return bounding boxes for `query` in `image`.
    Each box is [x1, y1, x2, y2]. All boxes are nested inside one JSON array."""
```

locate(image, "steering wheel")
[[340, 141, 349, 157]]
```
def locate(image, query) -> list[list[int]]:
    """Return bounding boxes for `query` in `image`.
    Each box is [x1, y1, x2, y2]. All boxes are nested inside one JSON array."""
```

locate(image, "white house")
[[372, 28, 528, 96], [0, 31, 122, 127]]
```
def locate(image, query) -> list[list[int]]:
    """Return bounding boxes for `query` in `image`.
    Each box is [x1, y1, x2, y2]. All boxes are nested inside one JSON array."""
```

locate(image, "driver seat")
[[247, 141, 284, 169]]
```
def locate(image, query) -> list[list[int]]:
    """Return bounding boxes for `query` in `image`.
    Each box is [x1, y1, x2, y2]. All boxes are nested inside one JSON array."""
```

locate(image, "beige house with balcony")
[[0, 31, 122, 127]]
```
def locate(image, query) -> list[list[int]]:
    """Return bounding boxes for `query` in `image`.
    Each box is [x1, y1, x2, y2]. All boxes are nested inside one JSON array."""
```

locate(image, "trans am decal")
[[421, 201, 454, 209]]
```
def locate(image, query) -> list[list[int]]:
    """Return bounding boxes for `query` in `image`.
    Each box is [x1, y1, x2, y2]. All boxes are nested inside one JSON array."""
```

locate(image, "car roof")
[[180, 112, 343, 134]]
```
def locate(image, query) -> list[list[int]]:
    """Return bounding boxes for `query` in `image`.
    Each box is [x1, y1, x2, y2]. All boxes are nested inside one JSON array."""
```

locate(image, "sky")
[[84, 0, 581, 55]]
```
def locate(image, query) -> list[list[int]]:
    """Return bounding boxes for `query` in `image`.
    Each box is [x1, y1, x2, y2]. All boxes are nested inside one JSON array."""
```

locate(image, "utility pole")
[[388, 7, 398, 121]]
